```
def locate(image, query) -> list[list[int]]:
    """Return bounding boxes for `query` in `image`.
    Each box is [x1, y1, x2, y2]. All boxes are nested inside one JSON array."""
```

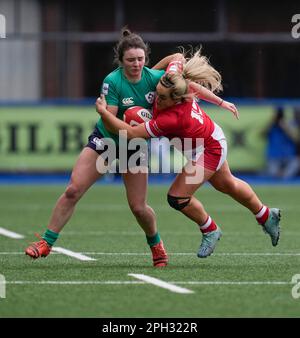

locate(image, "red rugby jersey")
[[145, 99, 215, 144]]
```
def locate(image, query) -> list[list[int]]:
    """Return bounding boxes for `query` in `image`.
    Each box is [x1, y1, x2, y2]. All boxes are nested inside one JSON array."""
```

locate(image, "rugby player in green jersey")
[[25, 27, 183, 267]]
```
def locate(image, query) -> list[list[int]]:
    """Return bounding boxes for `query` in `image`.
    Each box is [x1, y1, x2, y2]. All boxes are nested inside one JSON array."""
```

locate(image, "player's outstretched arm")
[[95, 95, 149, 139], [152, 53, 185, 70], [189, 81, 239, 119]]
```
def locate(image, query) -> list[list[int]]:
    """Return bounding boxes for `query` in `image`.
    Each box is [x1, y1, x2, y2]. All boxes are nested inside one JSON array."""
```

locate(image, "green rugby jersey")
[[96, 66, 165, 144]]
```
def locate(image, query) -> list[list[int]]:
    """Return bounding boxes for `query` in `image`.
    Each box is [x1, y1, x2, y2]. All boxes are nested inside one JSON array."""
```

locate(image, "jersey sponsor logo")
[[102, 83, 109, 95], [122, 97, 134, 105], [145, 91, 155, 104]]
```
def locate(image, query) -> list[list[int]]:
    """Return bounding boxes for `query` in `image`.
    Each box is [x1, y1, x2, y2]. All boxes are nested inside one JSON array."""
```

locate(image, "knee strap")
[[167, 194, 191, 210]]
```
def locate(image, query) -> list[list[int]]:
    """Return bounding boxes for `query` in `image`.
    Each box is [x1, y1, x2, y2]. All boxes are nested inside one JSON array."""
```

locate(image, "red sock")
[[255, 205, 270, 225], [199, 216, 217, 234]]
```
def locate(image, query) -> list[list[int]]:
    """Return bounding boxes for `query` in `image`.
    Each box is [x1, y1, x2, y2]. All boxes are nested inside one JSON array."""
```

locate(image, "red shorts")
[[195, 123, 227, 172]]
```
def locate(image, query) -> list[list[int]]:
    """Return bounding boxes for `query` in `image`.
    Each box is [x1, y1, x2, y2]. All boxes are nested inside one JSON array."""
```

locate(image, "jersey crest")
[[145, 91, 155, 104]]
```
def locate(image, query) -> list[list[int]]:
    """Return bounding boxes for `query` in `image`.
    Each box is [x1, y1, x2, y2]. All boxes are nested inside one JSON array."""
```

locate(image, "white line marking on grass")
[[1, 280, 293, 286], [215, 253, 300, 256], [4, 281, 144, 285], [0, 227, 24, 239], [174, 281, 292, 285], [84, 252, 300, 257], [80, 252, 150, 256], [1, 251, 300, 257], [128, 273, 194, 294], [51, 247, 96, 261]]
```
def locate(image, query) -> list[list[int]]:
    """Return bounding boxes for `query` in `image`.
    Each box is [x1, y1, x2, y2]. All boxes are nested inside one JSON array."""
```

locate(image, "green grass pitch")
[[0, 184, 300, 318]]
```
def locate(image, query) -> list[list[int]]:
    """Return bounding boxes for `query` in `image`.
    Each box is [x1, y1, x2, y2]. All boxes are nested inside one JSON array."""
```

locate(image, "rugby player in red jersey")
[[96, 50, 281, 258]]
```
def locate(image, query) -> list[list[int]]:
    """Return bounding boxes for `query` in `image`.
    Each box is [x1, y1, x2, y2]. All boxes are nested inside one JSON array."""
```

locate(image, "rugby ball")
[[123, 106, 152, 126]]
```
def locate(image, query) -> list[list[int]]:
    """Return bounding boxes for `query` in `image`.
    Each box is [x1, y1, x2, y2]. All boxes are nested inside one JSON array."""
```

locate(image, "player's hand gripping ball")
[[123, 106, 152, 126]]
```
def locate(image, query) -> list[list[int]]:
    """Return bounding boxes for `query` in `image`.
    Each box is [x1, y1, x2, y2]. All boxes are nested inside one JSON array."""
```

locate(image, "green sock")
[[42, 229, 59, 246], [146, 232, 161, 248]]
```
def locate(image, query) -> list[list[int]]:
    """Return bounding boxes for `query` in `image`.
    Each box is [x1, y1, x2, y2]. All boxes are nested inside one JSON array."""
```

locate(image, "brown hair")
[[113, 27, 150, 66]]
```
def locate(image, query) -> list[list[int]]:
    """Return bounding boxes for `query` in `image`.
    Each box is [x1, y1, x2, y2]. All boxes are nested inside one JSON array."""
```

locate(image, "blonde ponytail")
[[182, 49, 223, 93]]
